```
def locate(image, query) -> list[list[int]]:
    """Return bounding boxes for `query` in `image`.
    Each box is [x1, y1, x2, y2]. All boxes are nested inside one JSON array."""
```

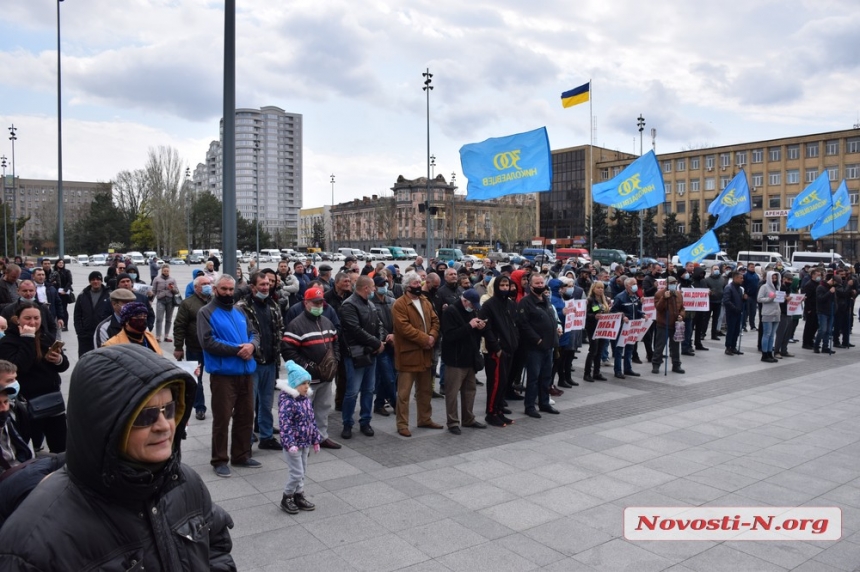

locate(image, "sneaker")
[[258, 437, 283, 451], [341, 426, 352, 439], [232, 459, 262, 468], [195, 410, 206, 421], [280, 494, 299, 514], [213, 464, 231, 478], [359, 424, 375, 437], [293, 492, 316, 511], [548, 397, 556, 405]]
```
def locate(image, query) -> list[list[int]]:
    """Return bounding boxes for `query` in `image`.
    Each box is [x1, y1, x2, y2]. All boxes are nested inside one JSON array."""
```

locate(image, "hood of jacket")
[[547, 278, 563, 296], [275, 378, 313, 397], [65, 344, 196, 504], [761, 270, 779, 296]]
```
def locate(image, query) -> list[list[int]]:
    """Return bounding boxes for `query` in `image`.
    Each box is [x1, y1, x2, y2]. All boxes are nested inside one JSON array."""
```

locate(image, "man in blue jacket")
[[742, 263, 760, 331], [198, 274, 261, 478], [611, 278, 644, 379]]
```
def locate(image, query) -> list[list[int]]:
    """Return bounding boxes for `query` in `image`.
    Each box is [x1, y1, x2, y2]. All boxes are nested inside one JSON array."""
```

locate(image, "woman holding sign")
[[583, 282, 610, 383], [756, 271, 781, 363]]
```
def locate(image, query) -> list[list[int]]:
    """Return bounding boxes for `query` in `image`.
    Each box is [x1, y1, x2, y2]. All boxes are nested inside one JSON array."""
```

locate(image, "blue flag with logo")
[[810, 180, 852, 240], [460, 127, 552, 201], [707, 170, 750, 229], [787, 171, 831, 229], [677, 230, 721, 265], [592, 150, 664, 211]]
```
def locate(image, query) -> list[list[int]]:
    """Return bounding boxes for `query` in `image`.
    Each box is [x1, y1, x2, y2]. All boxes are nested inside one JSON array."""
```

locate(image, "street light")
[[637, 114, 645, 260], [184, 167, 191, 253], [57, 0, 65, 259], [430, 155, 436, 178], [8, 125, 17, 257], [423, 68, 433, 258], [0, 155, 6, 258], [329, 174, 335, 249]]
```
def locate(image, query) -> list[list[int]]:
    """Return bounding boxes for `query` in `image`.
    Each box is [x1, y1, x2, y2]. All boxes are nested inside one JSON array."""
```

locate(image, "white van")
[[790, 251, 843, 268], [401, 247, 418, 259], [369, 247, 393, 260], [77, 254, 89, 266], [260, 249, 283, 262], [736, 251, 792, 270], [338, 247, 358, 259], [127, 251, 146, 266]]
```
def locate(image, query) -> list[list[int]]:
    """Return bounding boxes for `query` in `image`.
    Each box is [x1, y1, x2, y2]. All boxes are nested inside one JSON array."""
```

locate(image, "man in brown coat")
[[392, 271, 443, 437], [652, 275, 686, 374]]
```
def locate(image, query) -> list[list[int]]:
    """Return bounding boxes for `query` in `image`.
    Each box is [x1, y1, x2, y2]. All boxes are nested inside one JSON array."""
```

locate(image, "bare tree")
[[373, 197, 397, 243], [491, 196, 536, 251], [145, 146, 185, 256], [112, 169, 151, 224]]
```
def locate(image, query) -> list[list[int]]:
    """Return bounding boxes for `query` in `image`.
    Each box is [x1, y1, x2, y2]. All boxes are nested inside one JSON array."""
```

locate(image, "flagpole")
[[588, 79, 593, 252]]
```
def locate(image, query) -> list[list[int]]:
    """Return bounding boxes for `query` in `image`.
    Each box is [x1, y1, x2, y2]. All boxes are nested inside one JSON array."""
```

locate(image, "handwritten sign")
[[564, 299, 586, 332], [681, 288, 710, 311], [593, 313, 623, 340], [617, 318, 653, 347], [774, 291, 786, 304], [642, 297, 656, 320], [656, 279, 667, 290], [132, 283, 151, 295], [787, 293, 805, 316]]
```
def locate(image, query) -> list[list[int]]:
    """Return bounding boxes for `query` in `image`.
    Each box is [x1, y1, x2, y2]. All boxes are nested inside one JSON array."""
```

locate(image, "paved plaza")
[[51, 264, 860, 571]]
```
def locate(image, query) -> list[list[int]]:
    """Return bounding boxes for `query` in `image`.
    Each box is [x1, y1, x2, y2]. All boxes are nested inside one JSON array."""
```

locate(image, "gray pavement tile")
[[478, 498, 563, 531], [569, 474, 643, 502], [344, 455, 388, 472], [791, 560, 846, 572], [727, 539, 823, 570], [454, 458, 516, 480], [527, 485, 605, 516], [383, 475, 438, 498], [788, 427, 860, 452], [607, 465, 677, 488], [612, 489, 691, 511], [571, 452, 634, 473], [363, 497, 447, 532], [407, 466, 480, 492], [316, 471, 378, 492], [205, 476, 260, 502], [764, 471, 841, 497], [214, 492, 272, 513], [413, 493, 473, 517], [490, 471, 559, 497], [626, 420, 681, 436], [718, 456, 786, 480], [397, 518, 488, 558], [681, 544, 787, 572], [530, 462, 596, 485], [331, 533, 430, 572], [450, 510, 517, 540], [523, 517, 614, 556], [747, 424, 807, 442], [635, 539, 717, 562], [641, 455, 712, 478], [442, 481, 518, 511], [596, 427, 653, 443], [302, 511, 390, 549], [227, 502, 297, 538], [393, 561, 454, 572], [573, 538, 675, 571], [368, 463, 425, 480], [242, 467, 292, 493], [231, 526, 328, 570], [701, 492, 763, 507], [436, 541, 538, 572], [686, 423, 742, 439], [565, 433, 628, 452], [753, 443, 831, 470], [731, 410, 787, 426], [333, 481, 409, 510], [670, 447, 738, 468], [531, 440, 596, 459], [492, 448, 555, 471], [259, 549, 359, 572], [307, 458, 365, 482], [634, 435, 695, 455], [417, 455, 469, 470], [812, 540, 860, 571], [702, 434, 779, 456], [492, 533, 567, 567], [820, 484, 860, 509], [652, 477, 728, 505], [737, 480, 821, 505], [568, 503, 624, 538], [538, 557, 600, 571], [659, 429, 716, 446], [602, 443, 666, 463], [269, 490, 358, 523], [685, 467, 762, 493]]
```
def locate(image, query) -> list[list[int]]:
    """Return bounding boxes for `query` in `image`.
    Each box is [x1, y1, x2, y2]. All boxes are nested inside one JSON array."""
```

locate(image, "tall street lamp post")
[[57, 0, 65, 259], [637, 114, 645, 260], [0, 155, 6, 258], [8, 125, 17, 257], [184, 167, 192, 252], [423, 68, 433, 258], [329, 174, 335, 249]]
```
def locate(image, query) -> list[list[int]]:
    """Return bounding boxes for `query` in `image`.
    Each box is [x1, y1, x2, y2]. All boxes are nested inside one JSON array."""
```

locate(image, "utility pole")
[[423, 68, 433, 258], [637, 114, 645, 260]]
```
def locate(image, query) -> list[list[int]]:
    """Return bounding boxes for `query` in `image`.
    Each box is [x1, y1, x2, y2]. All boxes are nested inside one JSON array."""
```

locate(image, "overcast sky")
[[1, 0, 858, 208]]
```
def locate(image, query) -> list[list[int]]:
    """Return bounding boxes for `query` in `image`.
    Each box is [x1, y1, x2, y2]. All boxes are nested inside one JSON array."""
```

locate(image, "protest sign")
[[564, 299, 587, 332], [617, 318, 652, 347], [787, 293, 805, 316], [774, 291, 786, 304], [642, 297, 656, 320], [682, 288, 710, 311], [593, 313, 623, 340]]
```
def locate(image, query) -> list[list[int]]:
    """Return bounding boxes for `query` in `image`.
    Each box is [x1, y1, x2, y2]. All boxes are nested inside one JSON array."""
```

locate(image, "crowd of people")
[[0, 249, 856, 567]]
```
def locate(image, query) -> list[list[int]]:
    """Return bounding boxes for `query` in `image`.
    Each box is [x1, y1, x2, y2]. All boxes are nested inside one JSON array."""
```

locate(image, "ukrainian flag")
[[561, 82, 590, 108]]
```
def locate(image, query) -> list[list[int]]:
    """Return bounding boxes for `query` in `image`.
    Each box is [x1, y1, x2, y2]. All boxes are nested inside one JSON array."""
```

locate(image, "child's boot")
[[293, 492, 316, 511], [280, 494, 299, 514]]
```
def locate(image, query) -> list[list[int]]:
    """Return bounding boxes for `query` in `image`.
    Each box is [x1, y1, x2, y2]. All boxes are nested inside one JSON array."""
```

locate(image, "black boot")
[[652, 363, 660, 374], [293, 492, 316, 511], [280, 494, 299, 514]]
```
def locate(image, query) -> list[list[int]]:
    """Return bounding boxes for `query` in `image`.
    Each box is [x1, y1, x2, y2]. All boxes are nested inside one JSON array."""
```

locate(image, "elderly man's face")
[[17, 282, 35, 300]]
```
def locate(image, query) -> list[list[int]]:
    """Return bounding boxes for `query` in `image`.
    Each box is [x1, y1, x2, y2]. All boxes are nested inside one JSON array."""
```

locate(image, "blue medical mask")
[[377, 286, 388, 296], [669, 284, 678, 291], [630, 285, 638, 293], [3, 380, 19, 399], [564, 287, 574, 296], [254, 290, 268, 301], [128, 273, 138, 281], [201, 285, 213, 297], [0, 331, 5, 340]]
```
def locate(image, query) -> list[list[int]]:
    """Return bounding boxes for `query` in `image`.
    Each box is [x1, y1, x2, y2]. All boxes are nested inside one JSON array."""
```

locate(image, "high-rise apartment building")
[[193, 106, 302, 243]]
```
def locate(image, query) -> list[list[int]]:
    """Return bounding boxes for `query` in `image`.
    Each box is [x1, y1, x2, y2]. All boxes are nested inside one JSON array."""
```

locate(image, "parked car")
[[169, 257, 186, 265], [89, 254, 107, 266]]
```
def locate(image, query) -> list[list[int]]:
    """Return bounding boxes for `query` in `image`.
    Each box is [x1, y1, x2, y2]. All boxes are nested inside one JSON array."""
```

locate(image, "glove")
[[313, 443, 320, 453], [768, 292, 775, 299]]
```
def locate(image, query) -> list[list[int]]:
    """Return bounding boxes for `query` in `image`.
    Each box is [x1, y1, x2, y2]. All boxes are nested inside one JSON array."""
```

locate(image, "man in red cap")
[[281, 286, 342, 449]]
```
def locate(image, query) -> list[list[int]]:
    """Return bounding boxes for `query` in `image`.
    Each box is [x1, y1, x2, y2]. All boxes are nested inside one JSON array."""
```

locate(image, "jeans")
[[745, 297, 757, 328], [283, 447, 309, 495], [814, 312, 833, 350], [525, 348, 553, 411], [613, 343, 633, 374], [186, 349, 206, 413], [682, 315, 694, 351], [725, 313, 742, 350], [760, 321, 777, 352], [709, 302, 722, 337], [374, 348, 397, 409], [253, 362, 277, 440], [155, 297, 175, 339], [342, 356, 376, 428]]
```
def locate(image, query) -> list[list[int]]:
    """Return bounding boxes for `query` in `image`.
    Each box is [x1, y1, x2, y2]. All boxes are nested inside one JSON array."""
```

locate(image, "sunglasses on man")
[[132, 401, 177, 427]]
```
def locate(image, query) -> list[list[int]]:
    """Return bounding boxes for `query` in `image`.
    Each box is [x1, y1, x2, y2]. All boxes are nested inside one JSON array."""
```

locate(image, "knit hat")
[[285, 360, 311, 389], [88, 271, 103, 281], [120, 302, 149, 325]]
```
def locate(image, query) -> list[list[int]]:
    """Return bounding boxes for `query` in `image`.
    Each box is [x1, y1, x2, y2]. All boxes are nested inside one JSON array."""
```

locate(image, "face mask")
[[470, 276, 479, 285], [309, 306, 324, 317], [464, 303, 474, 313], [217, 294, 234, 306], [3, 380, 19, 398], [631, 285, 638, 293], [377, 286, 388, 295], [564, 287, 574, 297], [532, 286, 547, 296], [484, 275, 492, 283], [668, 284, 677, 292], [254, 291, 268, 301], [506, 289, 517, 298], [428, 287, 439, 296], [814, 276, 822, 282], [128, 273, 138, 280], [201, 285, 213, 297], [713, 270, 720, 276], [128, 317, 148, 332], [683, 273, 690, 280], [408, 286, 423, 296]]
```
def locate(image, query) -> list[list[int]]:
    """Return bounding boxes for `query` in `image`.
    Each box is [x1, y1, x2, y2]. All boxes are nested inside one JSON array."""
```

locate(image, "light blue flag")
[[707, 170, 750, 229], [677, 230, 721, 265], [810, 180, 852, 240], [592, 150, 665, 211], [786, 171, 831, 229], [460, 127, 552, 201]]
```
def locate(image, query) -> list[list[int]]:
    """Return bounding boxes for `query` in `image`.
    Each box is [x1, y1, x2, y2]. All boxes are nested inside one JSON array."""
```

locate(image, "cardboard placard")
[[656, 278, 667, 290], [774, 291, 786, 304], [593, 313, 623, 340], [642, 297, 656, 320], [564, 299, 587, 332], [617, 318, 653, 347], [787, 293, 805, 316], [681, 288, 710, 311]]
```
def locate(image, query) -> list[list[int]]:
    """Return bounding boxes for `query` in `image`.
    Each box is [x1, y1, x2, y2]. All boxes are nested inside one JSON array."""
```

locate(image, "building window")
[[663, 201, 672, 214], [752, 220, 763, 233], [787, 145, 800, 160], [846, 164, 859, 179], [806, 142, 819, 158], [736, 151, 747, 166], [676, 201, 686, 214], [677, 181, 686, 194], [768, 147, 781, 162], [851, 193, 858, 205], [786, 169, 800, 184], [752, 173, 764, 188], [806, 168, 818, 183], [690, 199, 700, 212], [601, 168, 609, 180], [664, 179, 672, 194], [690, 179, 700, 192], [664, 161, 672, 173], [705, 155, 715, 170], [848, 137, 860, 153], [705, 177, 715, 191], [720, 153, 731, 168], [826, 140, 839, 155], [690, 157, 700, 170], [826, 166, 838, 181], [752, 195, 763, 209], [751, 148, 763, 163], [613, 166, 621, 176], [677, 159, 686, 172], [849, 217, 859, 232], [768, 172, 781, 185], [788, 195, 797, 207], [720, 176, 730, 189], [769, 195, 781, 209], [768, 219, 780, 233]]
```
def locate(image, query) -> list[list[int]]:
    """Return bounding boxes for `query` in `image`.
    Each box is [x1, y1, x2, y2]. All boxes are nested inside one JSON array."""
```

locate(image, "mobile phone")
[[49, 340, 65, 353]]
